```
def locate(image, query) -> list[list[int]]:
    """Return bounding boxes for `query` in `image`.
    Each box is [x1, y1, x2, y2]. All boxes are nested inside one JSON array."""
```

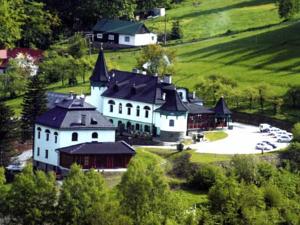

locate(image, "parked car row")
[[256, 124, 293, 151]]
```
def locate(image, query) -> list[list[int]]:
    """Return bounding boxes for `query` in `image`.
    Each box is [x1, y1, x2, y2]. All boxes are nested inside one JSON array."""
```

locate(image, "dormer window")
[[126, 103, 133, 115], [91, 118, 98, 125], [45, 129, 50, 141], [92, 132, 98, 139]]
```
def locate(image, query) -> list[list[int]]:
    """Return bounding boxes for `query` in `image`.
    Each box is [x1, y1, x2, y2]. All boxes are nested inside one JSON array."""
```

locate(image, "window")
[[72, 132, 78, 141], [136, 124, 140, 131], [126, 103, 132, 115], [54, 132, 58, 143], [144, 106, 150, 118], [108, 34, 114, 40], [45, 129, 50, 141], [108, 100, 115, 113], [169, 120, 175, 127], [119, 103, 122, 114], [97, 33, 103, 39], [125, 36, 130, 42], [144, 125, 150, 133], [152, 36, 155, 41], [45, 149, 48, 159], [127, 122, 132, 129], [136, 106, 140, 117], [92, 132, 98, 139], [84, 156, 89, 166], [37, 147, 40, 156], [109, 119, 113, 124], [37, 127, 41, 139]]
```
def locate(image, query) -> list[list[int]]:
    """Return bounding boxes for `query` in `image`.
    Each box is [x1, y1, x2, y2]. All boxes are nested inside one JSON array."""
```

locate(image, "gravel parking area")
[[193, 122, 289, 155]]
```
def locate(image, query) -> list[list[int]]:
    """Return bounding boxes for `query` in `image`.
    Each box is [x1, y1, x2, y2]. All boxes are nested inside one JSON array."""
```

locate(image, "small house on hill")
[[93, 19, 157, 47]]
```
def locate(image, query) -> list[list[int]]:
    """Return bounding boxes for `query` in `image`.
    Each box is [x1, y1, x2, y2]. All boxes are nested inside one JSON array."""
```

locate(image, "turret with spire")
[[86, 44, 109, 113]]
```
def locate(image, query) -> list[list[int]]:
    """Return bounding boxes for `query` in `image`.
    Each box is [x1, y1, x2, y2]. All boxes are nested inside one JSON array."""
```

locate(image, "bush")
[[170, 20, 183, 40], [187, 164, 224, 191], [292, 123, 300, 142], [286, 142, 300, 172], [169, 153, 198, 178]]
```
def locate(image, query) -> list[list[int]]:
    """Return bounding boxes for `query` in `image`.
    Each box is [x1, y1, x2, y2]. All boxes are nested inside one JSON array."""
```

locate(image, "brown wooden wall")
[[60, 153, 133, 169]]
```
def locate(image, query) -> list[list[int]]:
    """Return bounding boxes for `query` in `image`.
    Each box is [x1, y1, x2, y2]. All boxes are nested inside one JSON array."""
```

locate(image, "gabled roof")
[[214, 97, 231, 115], [57, 141, 135, 155], [157, 86, 188, 113], [90, 50, 109, 83], [93, 19, 149, 35], [36, 98, 115, 130], [184, 103, 214, 114]]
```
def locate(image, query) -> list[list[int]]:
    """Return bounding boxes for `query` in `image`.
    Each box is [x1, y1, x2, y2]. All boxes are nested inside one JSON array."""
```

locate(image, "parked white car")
[[256, 142, 273, 151], [259, 123, 271, 132], [277, 135, 292, 143], [262, 141, 277, 149]]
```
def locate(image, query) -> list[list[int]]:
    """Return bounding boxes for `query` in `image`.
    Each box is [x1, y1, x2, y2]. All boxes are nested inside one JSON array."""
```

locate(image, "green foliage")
[[170, 20, 183, 40], [292, 123, 300, 142], [0, 102, 16, 166], [119, 158, 186, 225], [0, 167, 9, 218], [68, 33, 88, 58], [169, 152, 198, 178], [136, 0, 170, 11], [286, 142, 300, 172], [284, 85, 300, 109], [187, 164, 224, 191], [20, 75, 47, 141], [278, 0, 300, 19], [137, 44, 176, 75], [8, 165, 57, 224], [231, 155, 259, 184]]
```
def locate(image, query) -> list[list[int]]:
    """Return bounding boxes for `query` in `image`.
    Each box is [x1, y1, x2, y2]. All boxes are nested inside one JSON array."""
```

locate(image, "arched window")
[[92, 132, 98, 139], [126, 103, 133, 115], [144, 106, 150, 118], [136, 124, 140, 131], [144, 125, 150, 133], [37, 127, 41, 139], [127, 121, 132, 129], [54, 132, 58, 143], [108, 100, 115, 113], [72, 132, 78, 141], [169, 120, 175, 127], [45, 129, 50, 141], [136, 106, 140, 117], [119, 103, 122, 114]]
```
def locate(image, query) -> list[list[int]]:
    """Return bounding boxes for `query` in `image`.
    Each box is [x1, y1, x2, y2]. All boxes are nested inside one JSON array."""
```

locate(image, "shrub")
[[169, 153, 198, 178], [286, 142, 300, 172], [187, 164, 224, 191], [292, 123, 300, 142]]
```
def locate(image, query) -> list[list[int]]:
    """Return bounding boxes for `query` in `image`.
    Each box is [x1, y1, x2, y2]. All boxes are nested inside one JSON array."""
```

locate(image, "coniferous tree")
[[0, 102, 16, 166], [278, 0, 300, 19], [170, 20, 183, 40], [20, 75, 47, 142]]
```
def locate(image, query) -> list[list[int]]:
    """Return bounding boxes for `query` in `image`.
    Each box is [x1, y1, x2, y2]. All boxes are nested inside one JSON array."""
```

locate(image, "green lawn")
[[146, 0, 286, 42], [204, 131, 228, 142]]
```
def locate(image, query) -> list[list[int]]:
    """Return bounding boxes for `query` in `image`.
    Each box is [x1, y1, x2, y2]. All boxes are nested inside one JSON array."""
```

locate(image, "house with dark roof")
[[33, 95, 135, 172], [93, 19, 157, 46], [85, 50, 232, 142]]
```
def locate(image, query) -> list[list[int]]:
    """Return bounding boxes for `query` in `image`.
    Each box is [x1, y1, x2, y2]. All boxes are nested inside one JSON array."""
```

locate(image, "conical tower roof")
[[90, 49, 109, 84], [214, 97, 231, 115]]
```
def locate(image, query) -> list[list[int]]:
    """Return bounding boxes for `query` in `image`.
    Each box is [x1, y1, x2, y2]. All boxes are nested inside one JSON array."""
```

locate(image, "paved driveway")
[[192, 123, 289, 155]]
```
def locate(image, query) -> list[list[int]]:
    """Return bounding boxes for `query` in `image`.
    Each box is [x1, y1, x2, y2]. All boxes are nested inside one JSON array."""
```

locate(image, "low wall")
[[232, 111, 294, 131]]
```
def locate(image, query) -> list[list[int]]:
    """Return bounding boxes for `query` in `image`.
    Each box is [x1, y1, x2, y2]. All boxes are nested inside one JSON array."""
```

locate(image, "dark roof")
[[93, 19, 149, 35], [184, 103, 214, 114], [157, 87, 188, 112], [47, 92, 69, 109], [57, 141, 135, 155], [90, 50, 109, 83], [36, 98, 115, 130], [102, 70, 162, 104], [214, 97, 232, 115]]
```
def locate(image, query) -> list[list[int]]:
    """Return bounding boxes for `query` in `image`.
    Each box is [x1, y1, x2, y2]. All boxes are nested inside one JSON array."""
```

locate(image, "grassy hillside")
[[145, 0, 285, 41]]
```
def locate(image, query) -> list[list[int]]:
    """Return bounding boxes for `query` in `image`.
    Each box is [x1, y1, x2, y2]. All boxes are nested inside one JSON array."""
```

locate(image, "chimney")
[[193, 91, 196, 99], [79, 96, 85, 106], [81, 114, 86, 125], [163, 74, 172, 84]]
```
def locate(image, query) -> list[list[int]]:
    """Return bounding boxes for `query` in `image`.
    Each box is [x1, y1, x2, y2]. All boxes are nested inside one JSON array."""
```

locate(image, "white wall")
[[86, 85, 107, 113], [119, 35, 136, 46], [34, 124, 115, 167], [154, 113, 188, 133], [102, 97, 155, 124], [134, 33, 157, 46], [177, 89, 188, 102]]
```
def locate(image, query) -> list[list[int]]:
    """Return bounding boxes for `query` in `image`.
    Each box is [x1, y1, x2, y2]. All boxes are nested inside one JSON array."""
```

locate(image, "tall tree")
[[0, 0, 24, 48], [20, 75, 47, 142], [136, 0, 170, 11], [7, 165, 57, 224], [0, 167, 9, 220], [57, 164, 130, 225], [0, 102, 16, 166], [278, 0, 300, 19]]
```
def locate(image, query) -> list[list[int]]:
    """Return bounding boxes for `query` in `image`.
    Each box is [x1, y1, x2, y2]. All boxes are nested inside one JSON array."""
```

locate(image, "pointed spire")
[[158, 87, 188, 113], [214, 96, 231, 115], [90, 47, 109, 84]]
